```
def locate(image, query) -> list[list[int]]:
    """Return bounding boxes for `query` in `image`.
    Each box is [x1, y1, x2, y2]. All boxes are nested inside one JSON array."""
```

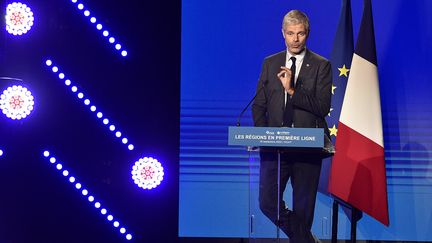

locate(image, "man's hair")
[[282, 10, 310, 35]]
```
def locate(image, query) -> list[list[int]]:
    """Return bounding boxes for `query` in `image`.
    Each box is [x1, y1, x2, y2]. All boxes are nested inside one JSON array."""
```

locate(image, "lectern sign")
[[228, 126, 324, 148]]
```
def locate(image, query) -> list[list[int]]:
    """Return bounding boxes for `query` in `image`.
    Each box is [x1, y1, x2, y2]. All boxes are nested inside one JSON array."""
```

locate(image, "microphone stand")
[[236, 80, 267, 127]]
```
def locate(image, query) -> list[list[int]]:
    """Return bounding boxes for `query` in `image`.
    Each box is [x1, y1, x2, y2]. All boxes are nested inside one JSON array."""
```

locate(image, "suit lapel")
[[276, 50, 287, 71], [270, 51, 286, 90], [276, 51, 287, 108], [296, 49, 312, 88]]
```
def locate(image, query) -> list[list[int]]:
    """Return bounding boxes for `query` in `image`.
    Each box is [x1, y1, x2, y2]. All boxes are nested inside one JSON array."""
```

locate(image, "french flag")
[[328, 0, 389, 226]]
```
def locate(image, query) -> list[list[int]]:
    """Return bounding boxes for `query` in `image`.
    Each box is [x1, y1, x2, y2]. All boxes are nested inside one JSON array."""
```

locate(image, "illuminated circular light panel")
[[44, 59, 134, 150], [131, 157, 164, 190], [5, 2, 34, 35], [69, 0, 127, 57], [0, 149, 3, 157], [0, 85, 34, 120], [42, 150, 133, 240]]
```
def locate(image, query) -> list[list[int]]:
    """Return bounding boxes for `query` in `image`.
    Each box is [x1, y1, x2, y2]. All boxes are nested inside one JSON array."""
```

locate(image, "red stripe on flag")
[[329, 122, 389, 226]]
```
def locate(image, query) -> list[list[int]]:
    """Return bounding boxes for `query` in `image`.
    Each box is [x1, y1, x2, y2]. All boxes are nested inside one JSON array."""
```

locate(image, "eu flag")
[[320, 0, 354, 193], [327, 0, 354, 138]]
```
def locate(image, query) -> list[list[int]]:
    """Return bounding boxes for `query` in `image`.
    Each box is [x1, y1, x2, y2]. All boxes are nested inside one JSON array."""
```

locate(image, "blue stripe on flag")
[[355, 0, 378, 65]]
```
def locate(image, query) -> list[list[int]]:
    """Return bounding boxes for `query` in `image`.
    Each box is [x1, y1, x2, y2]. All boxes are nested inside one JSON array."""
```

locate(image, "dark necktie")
[[290, 56, 296, 89], [283, 56, 296, 127]]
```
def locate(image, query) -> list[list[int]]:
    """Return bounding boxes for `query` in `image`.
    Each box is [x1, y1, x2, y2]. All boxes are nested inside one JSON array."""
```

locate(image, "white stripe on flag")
[[339, 53, 384, 147]]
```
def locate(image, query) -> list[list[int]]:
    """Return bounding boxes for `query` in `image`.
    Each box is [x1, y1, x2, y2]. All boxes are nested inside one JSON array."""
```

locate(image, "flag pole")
[[329, 0, 390, 240], [331, 196, 362, 243], [326, 0, 359, 240]]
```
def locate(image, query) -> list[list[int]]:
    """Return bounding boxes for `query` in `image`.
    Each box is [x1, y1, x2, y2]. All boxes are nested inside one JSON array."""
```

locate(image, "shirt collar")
[[286, 48, 306, 63]]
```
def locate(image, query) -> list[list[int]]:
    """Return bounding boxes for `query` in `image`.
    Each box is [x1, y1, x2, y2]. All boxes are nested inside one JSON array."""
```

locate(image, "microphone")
[[236, 80, 268, 127]]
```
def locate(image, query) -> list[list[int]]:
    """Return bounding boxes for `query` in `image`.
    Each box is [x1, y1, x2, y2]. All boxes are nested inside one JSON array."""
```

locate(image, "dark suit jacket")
[[252, 49, 332, 137]]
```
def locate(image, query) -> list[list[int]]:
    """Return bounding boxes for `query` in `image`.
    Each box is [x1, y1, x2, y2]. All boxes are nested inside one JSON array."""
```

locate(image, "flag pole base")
[[331, 196, 362, 243]]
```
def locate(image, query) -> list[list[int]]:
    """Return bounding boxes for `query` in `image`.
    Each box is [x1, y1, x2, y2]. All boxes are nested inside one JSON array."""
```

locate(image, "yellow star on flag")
[[338, 64, 350, 77], [329, 124, 338, 137], [332, 84, 337, 95]]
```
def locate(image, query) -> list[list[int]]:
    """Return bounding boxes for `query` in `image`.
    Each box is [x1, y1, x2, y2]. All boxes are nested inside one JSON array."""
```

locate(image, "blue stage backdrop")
[[179, 0, 432, 241]]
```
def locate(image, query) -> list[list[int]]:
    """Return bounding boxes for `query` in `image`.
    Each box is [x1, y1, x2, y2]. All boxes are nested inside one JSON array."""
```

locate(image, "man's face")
[[282, 23, 308, 55]]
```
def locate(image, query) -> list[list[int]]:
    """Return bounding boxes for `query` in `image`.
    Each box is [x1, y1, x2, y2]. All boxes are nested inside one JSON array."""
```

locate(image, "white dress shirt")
[[285, 49, 306, 105]]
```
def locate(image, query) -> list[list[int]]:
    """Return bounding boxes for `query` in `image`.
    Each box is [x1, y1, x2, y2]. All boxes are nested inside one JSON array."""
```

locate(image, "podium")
[[228, 126, 334, 241]]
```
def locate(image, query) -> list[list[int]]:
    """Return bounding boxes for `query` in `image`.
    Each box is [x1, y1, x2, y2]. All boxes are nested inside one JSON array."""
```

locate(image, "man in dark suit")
[[252, 10, 332, 243]]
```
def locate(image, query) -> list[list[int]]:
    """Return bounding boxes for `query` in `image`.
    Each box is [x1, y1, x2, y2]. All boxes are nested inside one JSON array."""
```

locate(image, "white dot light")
[[49, 157, 56, 163], [52, 66, 58, 72], [0, 85, 35, 120], [46, 60, 52, 66], [6, 2, 35, 35], [131, 157, 164, 190], [126, 234, 132, 240], [69, 1, 127, 57], [45, 60, 134, 149], [0, 149, 3, 157], [42, 150, 133, 239]]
